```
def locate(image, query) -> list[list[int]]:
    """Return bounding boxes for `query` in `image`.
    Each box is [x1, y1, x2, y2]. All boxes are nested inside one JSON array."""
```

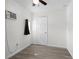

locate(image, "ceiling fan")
[[33, 0, 47, 6]]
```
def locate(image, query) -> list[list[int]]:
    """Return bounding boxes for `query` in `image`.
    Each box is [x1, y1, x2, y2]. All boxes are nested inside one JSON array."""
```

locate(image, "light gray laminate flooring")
[[9, 44, 72, 59]]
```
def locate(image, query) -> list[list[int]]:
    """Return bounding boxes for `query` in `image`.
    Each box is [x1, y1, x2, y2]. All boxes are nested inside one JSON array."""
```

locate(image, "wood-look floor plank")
[[9, 44, 72, 59]]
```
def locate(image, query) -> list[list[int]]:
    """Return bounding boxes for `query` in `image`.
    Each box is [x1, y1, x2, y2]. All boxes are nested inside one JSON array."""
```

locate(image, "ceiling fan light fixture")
[[33, 0, 39, 4]]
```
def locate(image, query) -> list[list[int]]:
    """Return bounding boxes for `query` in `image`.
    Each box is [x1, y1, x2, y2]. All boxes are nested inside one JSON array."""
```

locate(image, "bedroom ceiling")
[[15, 0, 72, 8], [14, 0, 72, 12]]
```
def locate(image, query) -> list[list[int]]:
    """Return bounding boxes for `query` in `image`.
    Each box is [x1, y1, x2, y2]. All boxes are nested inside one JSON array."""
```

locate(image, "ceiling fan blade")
[[39, 0, 47, 5], [33, 3, 36, 6]]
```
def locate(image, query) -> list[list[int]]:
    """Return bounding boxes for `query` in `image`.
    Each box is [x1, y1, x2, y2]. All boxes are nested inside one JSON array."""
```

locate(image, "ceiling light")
[[33, 0, 39, 4]]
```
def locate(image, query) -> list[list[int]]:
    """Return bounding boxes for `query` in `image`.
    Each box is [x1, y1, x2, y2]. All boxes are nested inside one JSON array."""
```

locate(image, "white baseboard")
[[67, 48, 73, 57], [32, 43, 66, 49], [8, 44, 31, 58], [46, 44, 66, 49]]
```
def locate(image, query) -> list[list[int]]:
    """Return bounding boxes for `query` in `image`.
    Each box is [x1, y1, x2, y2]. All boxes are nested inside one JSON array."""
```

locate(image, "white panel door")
[[33, 16, 48, 45]]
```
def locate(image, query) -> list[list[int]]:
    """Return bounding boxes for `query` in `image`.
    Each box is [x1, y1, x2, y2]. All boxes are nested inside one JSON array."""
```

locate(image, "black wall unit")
[[24, 19, 30, 35]]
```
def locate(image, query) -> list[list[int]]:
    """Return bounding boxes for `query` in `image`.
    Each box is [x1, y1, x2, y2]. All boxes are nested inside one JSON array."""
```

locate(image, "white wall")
[[66, 1, 73, 56], [5, 0, 32, 59], [32, 6, 67, 48]]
